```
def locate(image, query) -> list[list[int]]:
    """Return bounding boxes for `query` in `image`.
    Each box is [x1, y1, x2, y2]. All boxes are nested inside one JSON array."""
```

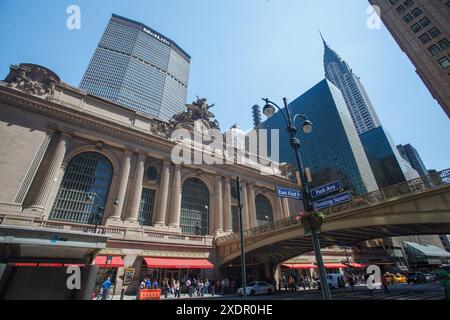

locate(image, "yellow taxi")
[[383, 273, 406, 284]]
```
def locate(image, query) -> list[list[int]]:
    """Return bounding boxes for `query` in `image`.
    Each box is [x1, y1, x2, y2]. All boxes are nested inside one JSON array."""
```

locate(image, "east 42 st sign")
[[276, 187, 303, 200]]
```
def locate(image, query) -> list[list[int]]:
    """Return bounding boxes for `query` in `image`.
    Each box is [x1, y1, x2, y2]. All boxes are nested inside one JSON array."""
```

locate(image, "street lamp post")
[[262, 97, 332, 300], [85, 193, 104, 234]]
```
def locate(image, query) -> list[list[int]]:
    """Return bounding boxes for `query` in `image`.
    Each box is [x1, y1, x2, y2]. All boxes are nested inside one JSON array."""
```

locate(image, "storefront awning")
[[143, 257, 214, 269], [94, 256, 124, 268], [281, 264, 317, 269], [324, 263, 346, 269]]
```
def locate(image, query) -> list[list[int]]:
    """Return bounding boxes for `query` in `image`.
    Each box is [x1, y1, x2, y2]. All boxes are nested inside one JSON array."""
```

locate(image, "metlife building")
[[80, 14, 190, 121]]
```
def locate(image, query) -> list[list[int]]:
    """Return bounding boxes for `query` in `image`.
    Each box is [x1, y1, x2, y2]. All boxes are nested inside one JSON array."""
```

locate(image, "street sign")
[[310, 180, 342, 199], [276, 187, 303, 200], [314, 191, 352, 210]]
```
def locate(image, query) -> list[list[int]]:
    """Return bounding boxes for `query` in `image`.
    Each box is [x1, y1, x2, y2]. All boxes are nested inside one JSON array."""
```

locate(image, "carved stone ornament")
[[149, 120, 172, 139], [170, 96, 220, 132], [5, 64, 61, 101]]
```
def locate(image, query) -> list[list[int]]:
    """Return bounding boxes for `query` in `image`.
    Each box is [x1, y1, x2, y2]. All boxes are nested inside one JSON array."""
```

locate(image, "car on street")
[[384, 273, 407, 284], [424, 273, 437, 282], [236, 281, 275, 296], [407, 272, 427, 284], [317, 274, 346, 290]]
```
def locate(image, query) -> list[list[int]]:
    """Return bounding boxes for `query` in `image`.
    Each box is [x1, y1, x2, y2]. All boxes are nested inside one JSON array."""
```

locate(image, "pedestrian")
[[205, 279, 210, 295], [211, 280, 215, 296], [349, 275, 355, 290], [199, 280, 204, 296], [152, 279, 159, 289], [163, 278, 169, 298], [186, 278, 192, 298], [381, 274, 391, 295], [102, 277, 112, 300], [175, 280, 181, 298], [145, 277, 151, 289]]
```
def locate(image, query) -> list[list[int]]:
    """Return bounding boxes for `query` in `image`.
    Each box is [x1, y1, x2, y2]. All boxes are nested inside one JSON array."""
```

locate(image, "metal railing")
[[215, 168, 450, 245]]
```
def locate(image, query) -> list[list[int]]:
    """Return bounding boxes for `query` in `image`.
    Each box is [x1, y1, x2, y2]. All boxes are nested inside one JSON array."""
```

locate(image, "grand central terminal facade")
[[0, 64, 358, 299]]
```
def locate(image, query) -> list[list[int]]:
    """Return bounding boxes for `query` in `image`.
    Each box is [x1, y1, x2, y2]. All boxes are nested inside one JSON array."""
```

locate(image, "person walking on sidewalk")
[[186, 279, 192, 298], [174, 280, 181, 298], [381, 274, 391, 295], [102, 277, 112, 300]]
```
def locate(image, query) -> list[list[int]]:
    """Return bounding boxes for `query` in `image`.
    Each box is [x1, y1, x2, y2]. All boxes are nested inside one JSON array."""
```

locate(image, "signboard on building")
[[314, 191, 352, 210], [310, 181, 342, 199], [276, 187, 303, 200], [124, 267, 135, 284]]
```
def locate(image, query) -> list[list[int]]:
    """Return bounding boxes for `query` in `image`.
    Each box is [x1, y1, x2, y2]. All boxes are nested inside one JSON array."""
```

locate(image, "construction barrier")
[[137, 289, 161, 300]]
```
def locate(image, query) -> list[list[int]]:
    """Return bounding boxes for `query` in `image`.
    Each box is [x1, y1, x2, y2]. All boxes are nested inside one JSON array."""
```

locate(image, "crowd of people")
[[138, 277, 240, 298]]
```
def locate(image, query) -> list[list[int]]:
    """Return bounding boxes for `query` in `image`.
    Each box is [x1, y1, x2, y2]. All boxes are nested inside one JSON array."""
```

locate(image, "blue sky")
[[0, 0, 448, 171]]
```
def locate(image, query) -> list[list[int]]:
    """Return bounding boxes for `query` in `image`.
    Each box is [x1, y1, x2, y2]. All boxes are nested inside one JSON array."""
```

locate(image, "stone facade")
[[0, 64, 300, 297]]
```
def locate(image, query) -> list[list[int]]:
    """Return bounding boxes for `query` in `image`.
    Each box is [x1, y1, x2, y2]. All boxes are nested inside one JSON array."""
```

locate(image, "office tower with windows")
[[322, 35, 381, 135], [397, 143, 429, 176], [80, 14, 190, 121], [359, 126, 419, 188], [368, 0, 450, 117], [258, 79, 378, 195]]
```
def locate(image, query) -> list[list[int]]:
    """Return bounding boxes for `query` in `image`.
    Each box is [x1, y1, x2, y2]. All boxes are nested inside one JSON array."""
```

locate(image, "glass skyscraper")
[[397, 143, 429, 177], [322, 35, 381, 135], [259, 79, 378, 195], [80, 14, 190, 121], [359, 126, 419, 188]]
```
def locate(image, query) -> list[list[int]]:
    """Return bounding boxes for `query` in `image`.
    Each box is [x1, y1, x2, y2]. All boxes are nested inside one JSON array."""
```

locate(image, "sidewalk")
[[109, 293, 226, 300]]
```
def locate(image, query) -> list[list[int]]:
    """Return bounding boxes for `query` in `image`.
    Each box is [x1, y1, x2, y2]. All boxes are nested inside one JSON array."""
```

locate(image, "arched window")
[[49, 152, 113, 224], [180, 178, 209, 235], [255, 194, 273, 226]]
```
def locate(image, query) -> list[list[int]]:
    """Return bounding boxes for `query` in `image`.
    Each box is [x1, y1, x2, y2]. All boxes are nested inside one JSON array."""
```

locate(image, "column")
[[247, 183, 257, 228], [126, 154, 146, 223], [240, 182, 249, 230], [28, 133, 71, 210], [223, 177, 233, 233], [154, 160, 171, 226], [168, 165, 182, 228], [275, 196, 284, 221], [109, 150, 132, 221], [214, 176, 223, 233], [282, 198, 290, 218]]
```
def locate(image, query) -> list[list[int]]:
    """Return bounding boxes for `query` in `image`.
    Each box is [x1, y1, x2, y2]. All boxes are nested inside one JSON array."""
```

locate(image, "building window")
[[438, 38, 450, 50], [255, 194, 273, 226], [403, 14, 414, 23], [390, 0, 399, 5], [419, 33, 431, 44], [180, 178, 209, 235], [49, 152, 113, 224], [418, 17, 431, 28], [428, 27, 441, 38], [438, 57, 450, 69], [411, 7, 423, 17], [232, 206, 239, 233], [138, 188, 156, 226], [396, 5, 406, 15], [403, 0, 414, 8], [411, 23, 422, 33], [146, 165, 158, 181], [428, 44, 442, 56]]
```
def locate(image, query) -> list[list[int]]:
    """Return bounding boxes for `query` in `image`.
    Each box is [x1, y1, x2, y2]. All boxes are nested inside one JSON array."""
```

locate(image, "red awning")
[[94, 256, 124, 268], [143, 257, 214, 269], [347, 263, 367, 268], [324, 263, 346, 269], [281, 264, 317, 270]]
